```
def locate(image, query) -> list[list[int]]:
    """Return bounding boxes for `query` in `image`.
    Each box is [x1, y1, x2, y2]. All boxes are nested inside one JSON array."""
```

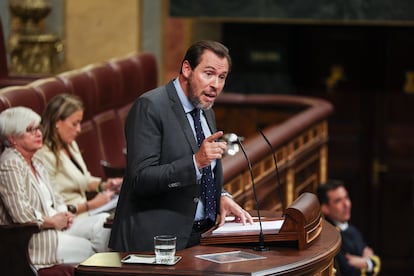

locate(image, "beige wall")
[[65, 0, 141, 70]]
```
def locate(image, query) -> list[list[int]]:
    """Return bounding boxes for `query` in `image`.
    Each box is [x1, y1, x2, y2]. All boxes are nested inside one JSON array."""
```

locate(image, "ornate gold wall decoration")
[[403, 71, 414, 94], [325, 64, 345, 92], [8, 0, 63, 74]]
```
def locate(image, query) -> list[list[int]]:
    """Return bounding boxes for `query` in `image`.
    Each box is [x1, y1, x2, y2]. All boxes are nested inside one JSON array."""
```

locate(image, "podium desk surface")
[[75, 220, 340, 276]]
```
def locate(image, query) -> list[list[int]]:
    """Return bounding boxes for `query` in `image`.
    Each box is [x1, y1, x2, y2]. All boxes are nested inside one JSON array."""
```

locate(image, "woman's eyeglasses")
[[26, 125, 42, 134]]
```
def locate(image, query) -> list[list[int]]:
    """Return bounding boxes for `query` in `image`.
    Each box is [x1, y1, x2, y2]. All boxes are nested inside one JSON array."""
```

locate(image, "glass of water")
[[154, 235, 176, 264]]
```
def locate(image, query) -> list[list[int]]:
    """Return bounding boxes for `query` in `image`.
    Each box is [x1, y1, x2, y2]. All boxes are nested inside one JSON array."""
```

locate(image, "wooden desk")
[[75, 220, 340, 276]]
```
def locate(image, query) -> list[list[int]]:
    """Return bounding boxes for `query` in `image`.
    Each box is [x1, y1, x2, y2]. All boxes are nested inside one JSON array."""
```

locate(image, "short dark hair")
[[317, 179, 345, 205], [179, 40, 232, 74]]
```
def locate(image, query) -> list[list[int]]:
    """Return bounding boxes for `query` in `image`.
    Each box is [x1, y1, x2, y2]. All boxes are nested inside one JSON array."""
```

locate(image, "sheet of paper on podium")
[[200, 217, 285, 246], [201, 194, 323, 249], [212, 220, 284, 234]]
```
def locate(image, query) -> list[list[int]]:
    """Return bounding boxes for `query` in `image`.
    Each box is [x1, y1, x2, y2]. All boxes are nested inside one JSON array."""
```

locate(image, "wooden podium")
[[75, 192, 337, 275], [201, 192, 322, 250], [75, 219, 340, 276]]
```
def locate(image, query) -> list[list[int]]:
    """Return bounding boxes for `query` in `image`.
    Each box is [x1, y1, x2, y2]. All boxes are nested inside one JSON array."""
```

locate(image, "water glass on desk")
[[154, 235, 176, 264]]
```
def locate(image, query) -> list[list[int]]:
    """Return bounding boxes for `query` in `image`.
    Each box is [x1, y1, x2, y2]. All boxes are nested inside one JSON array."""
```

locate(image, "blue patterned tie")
[[190, 109, 216, 222]]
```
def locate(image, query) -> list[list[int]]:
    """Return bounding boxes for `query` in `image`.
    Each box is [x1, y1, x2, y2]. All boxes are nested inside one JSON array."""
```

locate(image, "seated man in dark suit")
[[317, 179, 381, 276]]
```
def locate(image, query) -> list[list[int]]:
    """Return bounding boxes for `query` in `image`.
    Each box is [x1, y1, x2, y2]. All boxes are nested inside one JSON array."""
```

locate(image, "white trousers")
[[56, 212, 111, 263]]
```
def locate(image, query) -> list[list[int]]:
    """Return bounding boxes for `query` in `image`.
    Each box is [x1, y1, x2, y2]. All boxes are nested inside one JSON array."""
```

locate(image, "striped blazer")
[[0, 147, 66, 269]]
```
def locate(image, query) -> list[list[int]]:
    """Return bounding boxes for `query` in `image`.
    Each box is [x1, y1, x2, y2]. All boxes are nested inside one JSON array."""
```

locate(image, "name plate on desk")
[[201, 192, 322, 249]]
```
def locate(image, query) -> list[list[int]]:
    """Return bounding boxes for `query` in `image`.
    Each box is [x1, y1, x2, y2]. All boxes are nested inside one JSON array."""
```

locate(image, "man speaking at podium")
[[109, 40, 253, 252]]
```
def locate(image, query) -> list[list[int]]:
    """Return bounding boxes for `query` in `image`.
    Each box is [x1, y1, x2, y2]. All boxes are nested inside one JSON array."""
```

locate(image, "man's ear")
[[181, 60, 192, 78], [320, 203, 330, 216]]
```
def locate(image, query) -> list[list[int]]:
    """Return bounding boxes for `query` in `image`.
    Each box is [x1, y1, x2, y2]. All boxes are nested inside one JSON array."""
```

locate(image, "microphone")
[[257, 128, 286, 214], [236, 136, 269, 251]]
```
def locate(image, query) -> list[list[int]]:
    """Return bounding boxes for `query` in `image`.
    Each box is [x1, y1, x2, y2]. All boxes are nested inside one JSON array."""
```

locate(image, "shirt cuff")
[[221, 191, 233, 199], [34, 210, 44, 224], [193, 155, 202, 180], [366, 258, 373, 272]]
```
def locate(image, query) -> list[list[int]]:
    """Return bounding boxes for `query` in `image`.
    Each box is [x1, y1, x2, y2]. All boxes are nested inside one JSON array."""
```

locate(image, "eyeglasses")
[[26, 125, 42, 134]]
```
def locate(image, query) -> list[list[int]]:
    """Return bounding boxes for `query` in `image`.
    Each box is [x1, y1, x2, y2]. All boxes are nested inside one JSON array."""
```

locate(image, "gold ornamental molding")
[[8, 0, 63, 74]]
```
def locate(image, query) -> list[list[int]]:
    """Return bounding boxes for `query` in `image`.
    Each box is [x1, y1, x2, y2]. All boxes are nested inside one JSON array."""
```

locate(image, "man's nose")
[[210, 76, 220, 88]]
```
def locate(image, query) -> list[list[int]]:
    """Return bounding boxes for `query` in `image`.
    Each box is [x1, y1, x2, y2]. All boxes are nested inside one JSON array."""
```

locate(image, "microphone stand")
[[257, 128, 286, 214], [237, 137, 269, 251]]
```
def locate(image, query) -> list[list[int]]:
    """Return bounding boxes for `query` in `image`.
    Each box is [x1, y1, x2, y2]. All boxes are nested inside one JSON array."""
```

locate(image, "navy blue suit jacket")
[[109, 81, 223, 251]]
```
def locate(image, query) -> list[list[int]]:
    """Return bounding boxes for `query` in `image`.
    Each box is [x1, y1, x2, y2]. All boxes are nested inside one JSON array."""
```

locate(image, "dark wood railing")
[[214, 93, 334, 212]]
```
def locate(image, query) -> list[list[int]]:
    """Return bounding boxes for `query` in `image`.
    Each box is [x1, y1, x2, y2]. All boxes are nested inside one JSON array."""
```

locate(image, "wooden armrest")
[[0, 222, 40, 231], [0, 222, 41, 276]]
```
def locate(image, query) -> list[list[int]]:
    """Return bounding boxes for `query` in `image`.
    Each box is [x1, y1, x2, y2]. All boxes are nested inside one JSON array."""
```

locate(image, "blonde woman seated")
[[36, 94, 121, 252], [0, 107, 96, 269]]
